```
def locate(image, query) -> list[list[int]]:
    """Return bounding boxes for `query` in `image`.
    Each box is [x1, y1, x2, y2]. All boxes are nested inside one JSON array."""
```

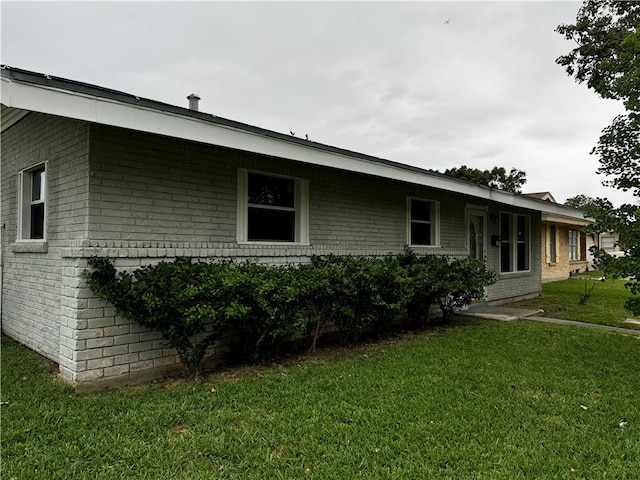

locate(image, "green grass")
[[3, 320, 640, 479], [509, 277, 639, 329]]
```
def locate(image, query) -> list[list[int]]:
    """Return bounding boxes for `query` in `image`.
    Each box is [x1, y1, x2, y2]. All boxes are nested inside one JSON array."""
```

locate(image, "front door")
[[467, 210, 486, 261]]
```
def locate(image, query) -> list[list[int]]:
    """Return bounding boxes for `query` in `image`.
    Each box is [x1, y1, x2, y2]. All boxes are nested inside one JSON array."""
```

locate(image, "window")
[[19, 164, 46, 240], [237, 169, 308, 243], [548, 224, 557, 263], [408, 198, 439, 246], [569, 230, 579, 261], [500, 213, 530, 272]]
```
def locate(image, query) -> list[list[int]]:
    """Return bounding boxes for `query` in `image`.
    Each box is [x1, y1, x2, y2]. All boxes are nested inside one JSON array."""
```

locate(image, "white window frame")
[[17, 162, 47, 242], [569, 229, 579, 261], [499, 212, 530, 273], [237, 168, 309, 244], [407, 197, 440, 247]]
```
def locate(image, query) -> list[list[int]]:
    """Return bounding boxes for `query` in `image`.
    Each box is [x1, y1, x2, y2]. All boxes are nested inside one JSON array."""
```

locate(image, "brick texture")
[[540, 223, 589, 282], [1, 113, 90, 361], [1, 120, 544, 388]]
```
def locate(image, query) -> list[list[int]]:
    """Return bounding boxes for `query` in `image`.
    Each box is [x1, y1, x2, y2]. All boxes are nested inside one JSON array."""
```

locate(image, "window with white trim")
[[500, 213, 530, 272], [408, 197, 439, 246], [237, 169, 309, 243], [569, 229, 579, 261], [18, 164, 47, 240]]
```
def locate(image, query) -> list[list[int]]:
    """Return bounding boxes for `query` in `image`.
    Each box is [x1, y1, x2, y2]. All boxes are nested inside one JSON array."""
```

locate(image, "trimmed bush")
[[220, 261, 309, 362], [303, 255, 412, 344], [84, 251, 496, 375], [398, 248, 497, 323], [85, 257, 226, 376]]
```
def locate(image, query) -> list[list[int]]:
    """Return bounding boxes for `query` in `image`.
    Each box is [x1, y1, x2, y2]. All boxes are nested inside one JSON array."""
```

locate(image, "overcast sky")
[[2, 1, 634, 206]]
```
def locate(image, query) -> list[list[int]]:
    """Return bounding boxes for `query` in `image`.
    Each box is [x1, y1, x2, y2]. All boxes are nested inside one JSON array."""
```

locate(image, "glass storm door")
[[468, 212, 486, 261]]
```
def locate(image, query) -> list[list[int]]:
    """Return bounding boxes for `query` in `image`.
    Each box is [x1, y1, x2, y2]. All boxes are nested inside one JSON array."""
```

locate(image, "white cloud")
[[1, 1, 635, 206]]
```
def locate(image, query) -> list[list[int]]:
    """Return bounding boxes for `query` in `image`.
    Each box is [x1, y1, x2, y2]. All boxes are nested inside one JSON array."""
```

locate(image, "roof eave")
[[0, 67, 589, 222]]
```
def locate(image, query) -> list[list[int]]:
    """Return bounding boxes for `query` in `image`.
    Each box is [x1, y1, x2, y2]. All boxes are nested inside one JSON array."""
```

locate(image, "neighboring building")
[[524, 191, 557, 203], [1, 66, 590, 389], [524, 192, 594, 282], [599, 232, 625, 258]]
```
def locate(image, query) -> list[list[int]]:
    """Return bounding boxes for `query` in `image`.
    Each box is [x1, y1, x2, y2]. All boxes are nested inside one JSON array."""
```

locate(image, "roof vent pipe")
[[187, 93, 200, 111]]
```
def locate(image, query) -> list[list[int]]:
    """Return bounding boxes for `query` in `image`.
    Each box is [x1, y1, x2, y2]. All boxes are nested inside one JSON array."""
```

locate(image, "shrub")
[[220, 261, 309, 362], [433, 257, 497, 321], [294, 260, 344, 352], [84, 257, 226, 377], [307, 255, 411, 344], [402, 253, 449, 325], [398, 248, 497, 323], [84, 251, 497, 375]]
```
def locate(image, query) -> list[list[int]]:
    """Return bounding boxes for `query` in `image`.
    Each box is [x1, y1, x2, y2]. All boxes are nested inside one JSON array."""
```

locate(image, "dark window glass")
[[517, 215, 526, 242], [411, 199, 430, 222], [500, 243, 511, 272], [411, 222, 431, 245], [30, 204, 45, 239], [248, 173, 294, 208], [500, 213, 511, 240], [517, 243, 528, 271], [248, 208, 295, 242]]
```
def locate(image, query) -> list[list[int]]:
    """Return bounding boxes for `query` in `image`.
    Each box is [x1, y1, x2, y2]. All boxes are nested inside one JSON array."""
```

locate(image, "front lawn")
[[2, 320, 639, 479], [509, 277, 639, 329]]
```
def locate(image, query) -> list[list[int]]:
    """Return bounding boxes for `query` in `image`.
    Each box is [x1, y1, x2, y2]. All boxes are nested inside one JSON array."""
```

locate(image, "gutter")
[[1, 65, 590, 222]]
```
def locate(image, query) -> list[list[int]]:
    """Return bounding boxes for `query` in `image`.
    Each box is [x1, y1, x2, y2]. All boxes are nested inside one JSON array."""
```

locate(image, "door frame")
[[465, 205, 488, 261]]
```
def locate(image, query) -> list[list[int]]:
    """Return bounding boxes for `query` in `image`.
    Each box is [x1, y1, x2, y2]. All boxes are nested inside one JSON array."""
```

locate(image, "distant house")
[[524, 191, 557, 203], [1, 66, 590, 388], [598, 232, 625, 258], [524, 192, 594, 281]]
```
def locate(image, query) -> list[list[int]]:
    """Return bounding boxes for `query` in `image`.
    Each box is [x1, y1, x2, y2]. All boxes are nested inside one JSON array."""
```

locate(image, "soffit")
[[0, 104, 29, 132], [0, 67, 591, 223]]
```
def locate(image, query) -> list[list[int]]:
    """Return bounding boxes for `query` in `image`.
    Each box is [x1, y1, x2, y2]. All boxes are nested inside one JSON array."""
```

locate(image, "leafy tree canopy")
[[558, 1, 640, 314], [556, 1, 640, 196], [442, 166, 527, 193], [564, 194, 598, 210]]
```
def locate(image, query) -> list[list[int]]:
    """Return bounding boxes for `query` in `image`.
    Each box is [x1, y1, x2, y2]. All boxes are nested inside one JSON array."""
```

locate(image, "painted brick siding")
[[1, 113, 90, 361], [86, 125, 470, 257], [3, 119, 543, 388]]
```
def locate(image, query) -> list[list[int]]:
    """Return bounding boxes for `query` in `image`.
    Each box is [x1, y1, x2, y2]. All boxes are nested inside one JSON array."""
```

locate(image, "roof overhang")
[[0, 65, 590, 223], [0, 104, 30, 132], [542, 213, 591, 227]]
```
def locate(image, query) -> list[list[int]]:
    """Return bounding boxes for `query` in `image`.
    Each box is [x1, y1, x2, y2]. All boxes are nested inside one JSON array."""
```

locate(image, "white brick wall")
[[2, 120, 543, 389], [1, 113, 90, 362]]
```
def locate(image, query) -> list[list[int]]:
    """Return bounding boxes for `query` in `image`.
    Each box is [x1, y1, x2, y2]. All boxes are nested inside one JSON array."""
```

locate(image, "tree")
[[564, 194, 598, 210], [556, 1, 640, 196], [563, 194, 613, 220], [557, 1, 640, 314], [442, 166, 527, 193]]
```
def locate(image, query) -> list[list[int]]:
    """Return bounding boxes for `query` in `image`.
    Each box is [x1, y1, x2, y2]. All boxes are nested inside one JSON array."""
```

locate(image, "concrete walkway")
[[460, 303, 640, 336]]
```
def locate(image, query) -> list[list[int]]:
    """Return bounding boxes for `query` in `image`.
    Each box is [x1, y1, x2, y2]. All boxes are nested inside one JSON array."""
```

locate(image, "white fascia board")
[[1, 77, 588, 220], [542, 213, 592, 226]]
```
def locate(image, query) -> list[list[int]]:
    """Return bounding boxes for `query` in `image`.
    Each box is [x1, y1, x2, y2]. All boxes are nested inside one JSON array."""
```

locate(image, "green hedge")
[[85, 251, 496, 376]]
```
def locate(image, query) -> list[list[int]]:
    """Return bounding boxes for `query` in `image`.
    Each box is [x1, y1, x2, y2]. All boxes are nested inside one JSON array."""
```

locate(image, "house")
[[524, 192, 594, 281], [598, 232, 625, 258], [1, 66, 590, 389]]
